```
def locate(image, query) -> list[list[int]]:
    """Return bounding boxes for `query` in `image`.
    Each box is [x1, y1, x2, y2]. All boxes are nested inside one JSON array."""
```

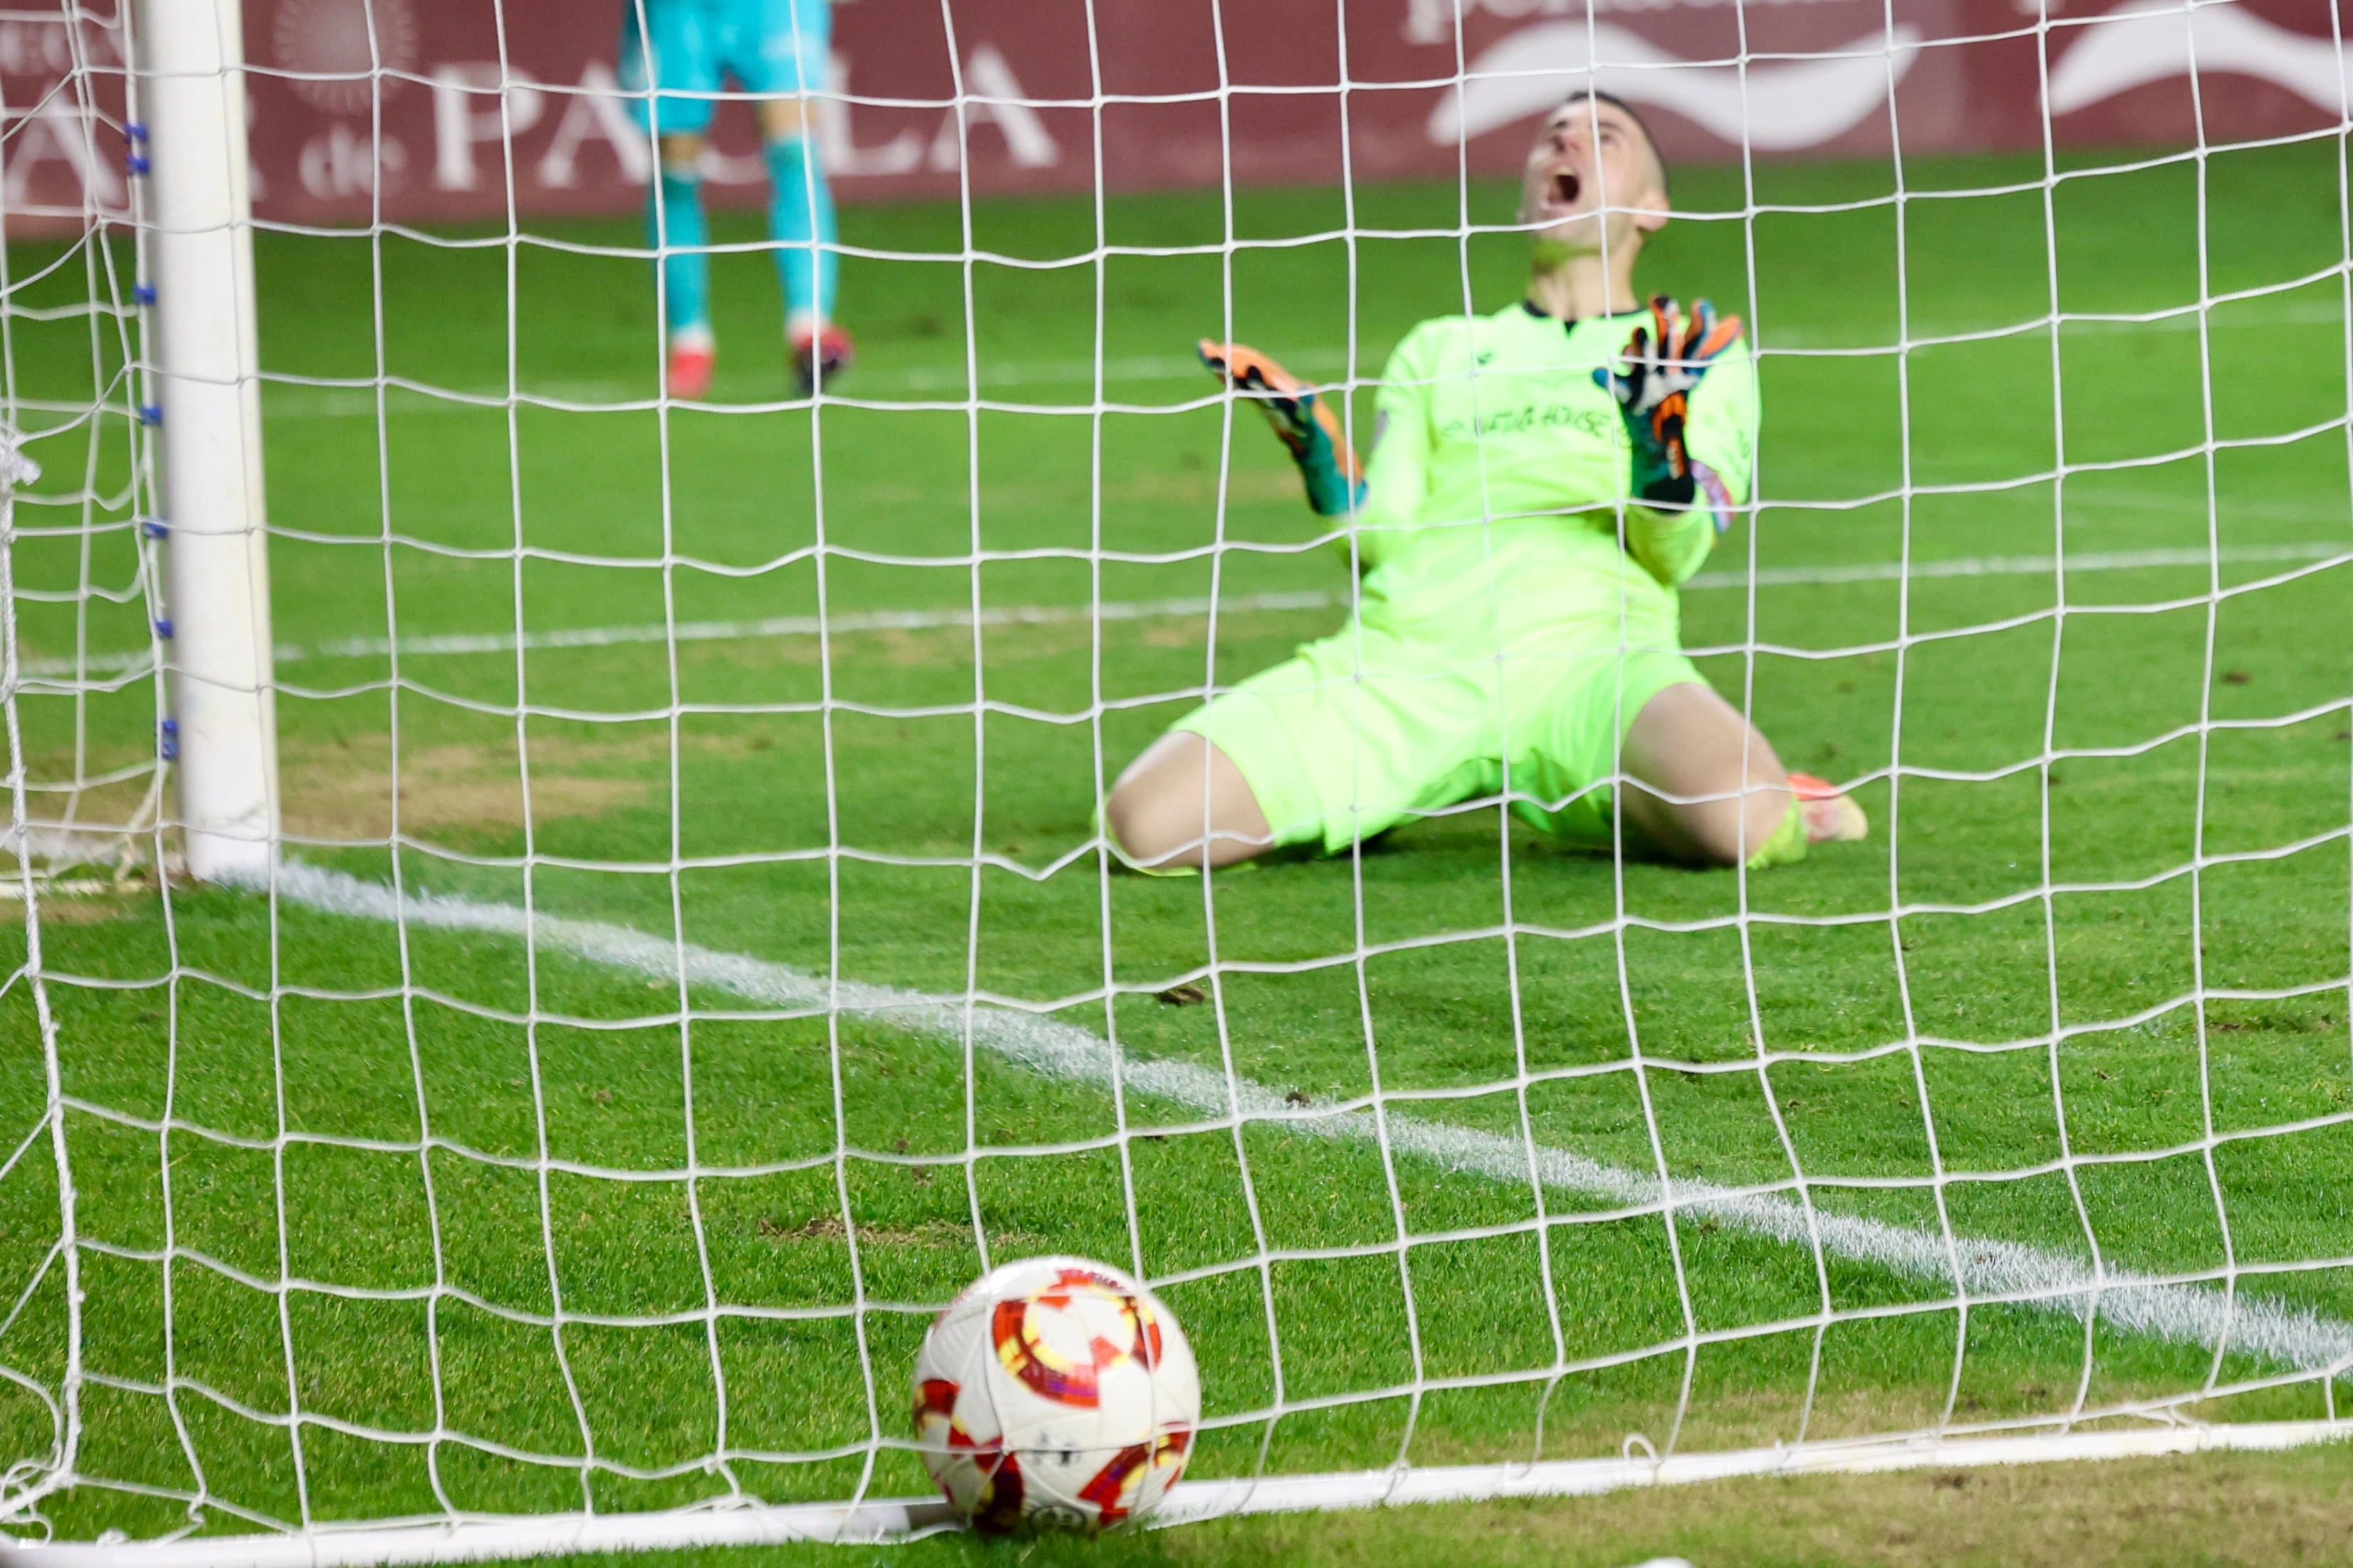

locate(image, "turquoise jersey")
[[619, 0, 830, 136]]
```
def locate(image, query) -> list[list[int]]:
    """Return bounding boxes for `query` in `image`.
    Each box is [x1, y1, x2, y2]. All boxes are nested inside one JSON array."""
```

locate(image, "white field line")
[[17, 543, 2344, 683], [268, 860, 2353, 1379], [251, 299, 2349, 417], [12, 1424, 2353, 1567]]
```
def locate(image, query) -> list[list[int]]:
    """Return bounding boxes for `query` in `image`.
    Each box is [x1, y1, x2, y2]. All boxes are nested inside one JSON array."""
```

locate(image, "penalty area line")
[[18, 543, 2345, 681], [264, 860, 2353, 1382]]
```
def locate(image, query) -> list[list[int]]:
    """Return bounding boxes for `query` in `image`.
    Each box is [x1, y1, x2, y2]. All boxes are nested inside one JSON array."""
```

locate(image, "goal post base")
[[8, 1419, 2347, 1568]]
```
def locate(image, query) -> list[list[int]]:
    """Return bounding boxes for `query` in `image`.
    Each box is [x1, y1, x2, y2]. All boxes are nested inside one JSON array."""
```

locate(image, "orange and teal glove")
[[1593, 296, 1742, 513], [1199, 340, 1365, 517]]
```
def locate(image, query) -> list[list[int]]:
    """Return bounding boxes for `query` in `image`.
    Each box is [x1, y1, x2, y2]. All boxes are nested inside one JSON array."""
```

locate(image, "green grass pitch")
[[0, 133, 2349, 1552]]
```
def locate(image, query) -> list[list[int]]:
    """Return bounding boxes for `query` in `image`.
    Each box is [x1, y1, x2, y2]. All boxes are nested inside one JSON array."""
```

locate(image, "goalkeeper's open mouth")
[[1530, 164, 1585, 220]]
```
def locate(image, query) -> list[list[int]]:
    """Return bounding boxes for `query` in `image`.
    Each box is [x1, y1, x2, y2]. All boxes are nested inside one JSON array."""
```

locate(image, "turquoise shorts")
[[618, 0, 830, 137], [1169, 616, 1701, 855]]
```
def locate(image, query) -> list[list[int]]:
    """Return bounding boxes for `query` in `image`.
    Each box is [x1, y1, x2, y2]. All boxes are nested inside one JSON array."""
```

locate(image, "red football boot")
[[791, 320, 855, 393]]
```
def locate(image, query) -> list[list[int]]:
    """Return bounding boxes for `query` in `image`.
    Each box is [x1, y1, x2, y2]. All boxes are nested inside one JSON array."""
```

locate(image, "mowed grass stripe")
[[15, 543, 2342, 681], [264, 861, 2353, 1383], [242, 293, 2351, 418]]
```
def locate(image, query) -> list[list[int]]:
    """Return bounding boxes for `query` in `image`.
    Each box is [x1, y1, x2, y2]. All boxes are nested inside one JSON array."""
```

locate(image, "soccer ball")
[[911, 1255, 1199, 1532]]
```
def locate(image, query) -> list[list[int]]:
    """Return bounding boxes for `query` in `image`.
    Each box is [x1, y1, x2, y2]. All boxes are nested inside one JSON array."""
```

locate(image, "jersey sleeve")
[[1340, 325, 1436, 572], [1625, 330, 1758, 588]]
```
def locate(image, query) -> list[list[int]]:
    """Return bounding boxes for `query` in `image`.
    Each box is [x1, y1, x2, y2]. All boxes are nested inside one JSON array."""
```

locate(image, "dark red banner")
[[1, 0, 2345, 229]]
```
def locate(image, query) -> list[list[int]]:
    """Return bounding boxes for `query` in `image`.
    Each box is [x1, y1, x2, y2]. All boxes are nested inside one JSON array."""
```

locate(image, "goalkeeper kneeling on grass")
[[1104, 91, 1867, 872]]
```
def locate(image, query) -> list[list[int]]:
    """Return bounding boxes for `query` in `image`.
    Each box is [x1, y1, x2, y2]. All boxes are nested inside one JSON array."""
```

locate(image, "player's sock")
[[1744, 799, 1810, 871], [652, 164, 711, 342], [765, 135, 838, 325], [1746, 774, 1869, 870]]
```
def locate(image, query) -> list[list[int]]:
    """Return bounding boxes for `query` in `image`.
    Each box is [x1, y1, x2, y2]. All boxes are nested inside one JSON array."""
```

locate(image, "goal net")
[[2, 0, 2351, 1555]]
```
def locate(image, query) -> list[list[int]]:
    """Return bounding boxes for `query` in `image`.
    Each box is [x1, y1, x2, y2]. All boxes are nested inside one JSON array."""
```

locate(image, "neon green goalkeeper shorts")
[[1168, 615, 1703, 854]]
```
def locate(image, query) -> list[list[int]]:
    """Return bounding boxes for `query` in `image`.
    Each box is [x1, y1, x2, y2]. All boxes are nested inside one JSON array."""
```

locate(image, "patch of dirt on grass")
[[0, 893, 145, 925], [281, 736, 652, 840], [758, 1213, 1053, 1255], [1172, 1444, 2353, 1568]]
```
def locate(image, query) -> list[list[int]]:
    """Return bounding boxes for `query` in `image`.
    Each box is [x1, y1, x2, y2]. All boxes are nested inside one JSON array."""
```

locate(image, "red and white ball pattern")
[[912, 1256, 1199, 1532]]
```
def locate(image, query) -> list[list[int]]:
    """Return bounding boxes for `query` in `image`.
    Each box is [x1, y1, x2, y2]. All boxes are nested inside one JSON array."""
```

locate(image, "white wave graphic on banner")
[[1427, 21, 1921, 150], [2049, 0, 2353, 116]]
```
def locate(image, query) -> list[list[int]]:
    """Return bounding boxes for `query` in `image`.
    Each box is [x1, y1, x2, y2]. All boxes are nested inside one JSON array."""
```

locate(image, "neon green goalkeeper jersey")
[[1347, 301, 1759, 644], [1164, 297, 1764, 859]]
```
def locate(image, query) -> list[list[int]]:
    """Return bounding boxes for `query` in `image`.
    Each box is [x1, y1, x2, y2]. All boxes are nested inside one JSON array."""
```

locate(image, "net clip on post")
[[0, 427, 38, 496]]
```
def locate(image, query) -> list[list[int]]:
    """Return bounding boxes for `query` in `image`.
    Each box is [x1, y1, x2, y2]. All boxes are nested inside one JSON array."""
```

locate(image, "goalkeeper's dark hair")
[[1560, 90, 1668, 197]]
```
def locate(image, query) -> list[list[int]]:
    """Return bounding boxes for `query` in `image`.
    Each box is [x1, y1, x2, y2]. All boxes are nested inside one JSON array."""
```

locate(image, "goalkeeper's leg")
[[1619, 681, 1865, 868], [1103, 733, 1275, 872], [1105, 622, 1485, 872]]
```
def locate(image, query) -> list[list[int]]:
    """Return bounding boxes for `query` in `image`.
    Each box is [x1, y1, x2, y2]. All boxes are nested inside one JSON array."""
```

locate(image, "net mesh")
[[0, 0, 2351, 1552]]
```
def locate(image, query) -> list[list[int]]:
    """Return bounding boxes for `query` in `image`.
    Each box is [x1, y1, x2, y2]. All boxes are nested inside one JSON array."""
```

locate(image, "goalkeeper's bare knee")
[[1105, 733, 1274, 872]]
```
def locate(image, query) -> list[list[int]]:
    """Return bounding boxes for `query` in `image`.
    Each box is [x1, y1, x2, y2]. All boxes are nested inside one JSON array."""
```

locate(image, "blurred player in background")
[[1105, 93, 1867, 873], [621, 0, 853, 397]]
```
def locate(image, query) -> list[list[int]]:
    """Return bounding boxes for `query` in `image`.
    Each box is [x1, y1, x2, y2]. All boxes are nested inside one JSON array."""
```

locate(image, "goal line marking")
[[265, 859, 2353, 1381], [19, 543, 2343, 681], [11, 1422, 2351, 1567]]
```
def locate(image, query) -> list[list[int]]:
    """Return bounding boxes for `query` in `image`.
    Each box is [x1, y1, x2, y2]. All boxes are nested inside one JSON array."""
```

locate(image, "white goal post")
[[0, 0, 2349, 1559], [132, 0, 278, 883]]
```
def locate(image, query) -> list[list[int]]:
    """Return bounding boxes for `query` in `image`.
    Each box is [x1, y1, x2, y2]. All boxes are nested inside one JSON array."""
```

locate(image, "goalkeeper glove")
[[1198, 340, 1365, 516], [1592, 296, 1743, 512]]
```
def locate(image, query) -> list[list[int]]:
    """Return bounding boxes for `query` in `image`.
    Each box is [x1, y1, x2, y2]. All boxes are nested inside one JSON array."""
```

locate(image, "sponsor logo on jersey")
[[1439, 402, 1615, 441]]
